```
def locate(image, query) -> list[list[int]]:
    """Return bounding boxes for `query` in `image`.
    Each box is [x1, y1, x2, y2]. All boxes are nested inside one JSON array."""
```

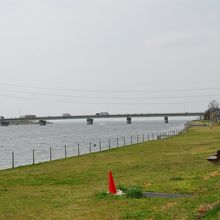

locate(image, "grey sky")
[[0, 0, 220, 117]]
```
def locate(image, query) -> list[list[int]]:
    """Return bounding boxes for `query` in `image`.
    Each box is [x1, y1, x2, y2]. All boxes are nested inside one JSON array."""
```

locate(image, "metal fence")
[[8, 127, 186, 169]]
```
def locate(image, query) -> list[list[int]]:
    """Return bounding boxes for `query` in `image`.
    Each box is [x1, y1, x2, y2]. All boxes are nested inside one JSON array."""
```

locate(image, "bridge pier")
[[0, 117, 10, 126], [164, 116, 168, 123], [127, 117, 131, 124], [39, 120, 46, 126], [87, 118, 93, 125], [0, 121, 10, 126]]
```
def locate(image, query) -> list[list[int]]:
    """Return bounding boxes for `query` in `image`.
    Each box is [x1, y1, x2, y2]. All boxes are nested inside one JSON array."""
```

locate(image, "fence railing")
[[6, 126, 187, 169]]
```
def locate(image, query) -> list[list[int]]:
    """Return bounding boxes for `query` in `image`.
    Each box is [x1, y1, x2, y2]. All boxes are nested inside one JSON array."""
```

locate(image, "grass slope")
[[1, 125, 220, 219]]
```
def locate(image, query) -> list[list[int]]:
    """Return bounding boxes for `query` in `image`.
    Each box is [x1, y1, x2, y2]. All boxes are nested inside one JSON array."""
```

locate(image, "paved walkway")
[[143, 192, 192, 198]]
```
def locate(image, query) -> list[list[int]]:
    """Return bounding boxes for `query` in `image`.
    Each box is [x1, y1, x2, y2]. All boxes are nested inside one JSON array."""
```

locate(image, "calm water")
[[0, 119, 187, 169]]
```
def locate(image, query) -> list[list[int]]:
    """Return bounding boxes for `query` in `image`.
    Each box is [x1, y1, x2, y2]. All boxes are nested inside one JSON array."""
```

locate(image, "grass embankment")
[[1, 125, 220, 219]]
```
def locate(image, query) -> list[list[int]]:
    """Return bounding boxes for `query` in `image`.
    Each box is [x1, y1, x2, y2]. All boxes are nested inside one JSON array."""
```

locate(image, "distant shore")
[[5, 120, 53, 125]]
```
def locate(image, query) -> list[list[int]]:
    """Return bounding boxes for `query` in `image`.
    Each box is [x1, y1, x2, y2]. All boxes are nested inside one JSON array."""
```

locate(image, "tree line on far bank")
[[204, 100, 220, 122]]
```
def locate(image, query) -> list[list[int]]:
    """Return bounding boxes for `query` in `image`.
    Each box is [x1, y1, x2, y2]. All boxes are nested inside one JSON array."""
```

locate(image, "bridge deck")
[[3, 112, 203, 121]]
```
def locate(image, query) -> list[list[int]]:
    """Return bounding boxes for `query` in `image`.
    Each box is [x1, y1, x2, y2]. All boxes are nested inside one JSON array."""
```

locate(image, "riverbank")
[[0, 124, 220, 219]]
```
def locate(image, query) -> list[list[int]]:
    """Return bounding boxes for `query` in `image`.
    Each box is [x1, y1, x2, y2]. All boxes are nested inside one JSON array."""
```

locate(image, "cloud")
[[143, 29, 220, 50]]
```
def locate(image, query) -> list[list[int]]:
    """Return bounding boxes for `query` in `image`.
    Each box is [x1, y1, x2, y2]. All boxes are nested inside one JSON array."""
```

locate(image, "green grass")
[[202, 205, 220, 219], [1, 125, 220, 219]]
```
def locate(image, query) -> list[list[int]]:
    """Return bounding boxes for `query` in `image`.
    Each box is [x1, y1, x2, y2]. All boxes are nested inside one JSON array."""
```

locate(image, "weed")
[[117, 184, 128, 192], [125, 185, 144, 199], [95, 191, 109, 199], [170, 176, 184, 181]]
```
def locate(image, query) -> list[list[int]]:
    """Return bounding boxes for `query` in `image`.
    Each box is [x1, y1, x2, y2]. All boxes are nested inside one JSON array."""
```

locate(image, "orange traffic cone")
[[108, 170, 117, 194]]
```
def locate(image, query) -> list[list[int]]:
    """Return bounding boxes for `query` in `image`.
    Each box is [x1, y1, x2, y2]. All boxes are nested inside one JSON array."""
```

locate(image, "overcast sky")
[[0, 0, 220, 117]]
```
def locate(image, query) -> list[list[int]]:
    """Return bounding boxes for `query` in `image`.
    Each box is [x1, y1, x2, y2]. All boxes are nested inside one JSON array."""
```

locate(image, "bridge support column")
[[39, 120, 47, 126], [164, 116, 168, 123], [0, 117, 10, 126], [127, 117, 131, 124], [87, 118, 93, 125]]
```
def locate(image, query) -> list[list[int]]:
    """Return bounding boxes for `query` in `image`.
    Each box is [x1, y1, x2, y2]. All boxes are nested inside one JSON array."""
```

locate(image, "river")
[[0, 118, 188, 169]]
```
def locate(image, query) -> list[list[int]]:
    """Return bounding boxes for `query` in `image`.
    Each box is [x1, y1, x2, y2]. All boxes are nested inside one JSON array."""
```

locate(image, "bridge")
[[1, 112, 204, 126]]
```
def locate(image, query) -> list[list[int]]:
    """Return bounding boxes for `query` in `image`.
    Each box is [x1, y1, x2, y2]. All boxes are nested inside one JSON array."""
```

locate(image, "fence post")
[[123, 137, 126, 146], [78, 144, 80, 156], [108, 139, 110, 150], [148, 133, 149, 141], [89, 142, 91, 153], [12, 152, 14, 168], [33, 149, 35, 165], [64, 145, 67, 158], [99, 141, 101, 152], [50, 147, 52, 161], [142, 134, 144, 143], [117, 138, 119, 148]]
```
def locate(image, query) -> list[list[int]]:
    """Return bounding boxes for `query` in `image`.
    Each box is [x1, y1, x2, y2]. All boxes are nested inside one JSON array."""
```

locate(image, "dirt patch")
[[203, 170, 220, 180], [195, 202, 220, 219], [161, 202, 177, 211]]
